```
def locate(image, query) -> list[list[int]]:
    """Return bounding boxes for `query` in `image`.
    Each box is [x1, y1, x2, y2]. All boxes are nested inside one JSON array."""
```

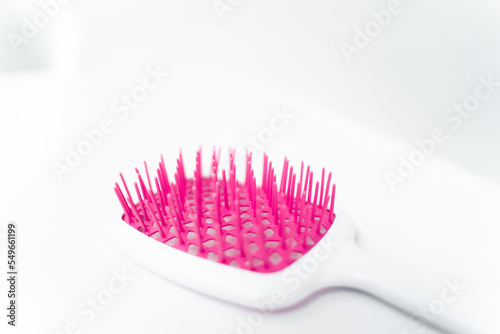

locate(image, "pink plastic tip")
[[115, 149, 337, 273]]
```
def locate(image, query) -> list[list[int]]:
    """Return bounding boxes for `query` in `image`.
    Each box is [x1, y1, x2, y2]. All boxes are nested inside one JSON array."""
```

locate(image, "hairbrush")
[[108, 148, 469, 333]]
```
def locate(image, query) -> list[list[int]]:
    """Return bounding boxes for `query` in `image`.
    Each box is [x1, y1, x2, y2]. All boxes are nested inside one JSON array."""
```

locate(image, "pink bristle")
[[293, 182, 301, 224], [266, 164, 274, 199], [255, 208, 269, 269], [329, 184, 336, 223], [303, 165, 310, 200], [307, 171, 314, 204], [192, 186, 203, 254], [278, 194, 287, 240], [193, 182, 204, 229], [116, 150, 336, 273], [145, 199, 165, 238], [175, 181, 187, 215], [272, 181, 279, 224], [178, 150, 187, 191], [156, 168, 165, 202], [299, 162, 304, 189], [114, 185, 132, 221], [174, 173, 185, 208], [280, 158, 289, 194], [195, 148, 202, 186], [312, 181, 319, 221], [316, 194, 330, 235], [252, 177, 257, 216], [154, 177, 168, 225], [289, 174, 296, 214], [157, 163, 170, 204], [296, 191, 307, 234], [165, 205, 184, 245], [229, 148, 235, 170], [230, 169, 236, 205], [245, 151, 251, 189], [302, 205, 314, 249], [319, 168, 325, 208], [126, 195, 147, 231], [216, 147, 221, 175], [211, 166, 217, 191], [134, 182, 149, 223], [148, 188, 167, 228], [214, 182, 222, 225], [214, 182, 225, 263], [120, 173, 133, 202], [144, 161, 153, 191], [176, 163, 185, 198], [160, 155, 171, 193], [169, 182, 182, 218], [136, 169, 151, 203], [277, 194, 285, 237], [325, 172, 332, 208], [286, 166, 293, 206], [167, 192, 183, 229], [222, 170, 229, 210], [234, 198, 246, 258], [262, 153, 268, 189]]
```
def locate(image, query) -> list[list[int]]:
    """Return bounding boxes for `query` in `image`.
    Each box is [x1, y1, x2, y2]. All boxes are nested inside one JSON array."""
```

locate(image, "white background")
[[1, 0, 500, 333]]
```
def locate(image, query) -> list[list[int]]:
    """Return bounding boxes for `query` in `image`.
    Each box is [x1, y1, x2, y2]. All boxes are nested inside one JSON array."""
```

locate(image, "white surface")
[[0, 67, 499, 334], [1, 1, 500, 333]]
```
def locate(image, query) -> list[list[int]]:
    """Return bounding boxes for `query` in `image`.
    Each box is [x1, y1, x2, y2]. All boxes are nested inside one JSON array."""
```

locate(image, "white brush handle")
[[326, 243, 472, 334]]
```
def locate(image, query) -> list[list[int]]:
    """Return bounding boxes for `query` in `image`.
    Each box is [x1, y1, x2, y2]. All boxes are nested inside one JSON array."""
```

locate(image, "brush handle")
[[326, 243, 472, 334]]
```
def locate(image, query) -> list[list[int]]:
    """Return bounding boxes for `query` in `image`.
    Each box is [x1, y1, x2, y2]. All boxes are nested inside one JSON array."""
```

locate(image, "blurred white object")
[[0, 0, 81, 72], [0, 0, 49, 71]]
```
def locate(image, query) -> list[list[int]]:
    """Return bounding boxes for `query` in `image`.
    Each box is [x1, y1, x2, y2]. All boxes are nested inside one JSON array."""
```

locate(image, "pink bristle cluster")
[[114, 148, 336, 273]]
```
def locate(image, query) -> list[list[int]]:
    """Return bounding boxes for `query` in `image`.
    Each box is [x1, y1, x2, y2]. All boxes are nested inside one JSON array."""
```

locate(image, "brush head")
[[114, 148, 336, 273]]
